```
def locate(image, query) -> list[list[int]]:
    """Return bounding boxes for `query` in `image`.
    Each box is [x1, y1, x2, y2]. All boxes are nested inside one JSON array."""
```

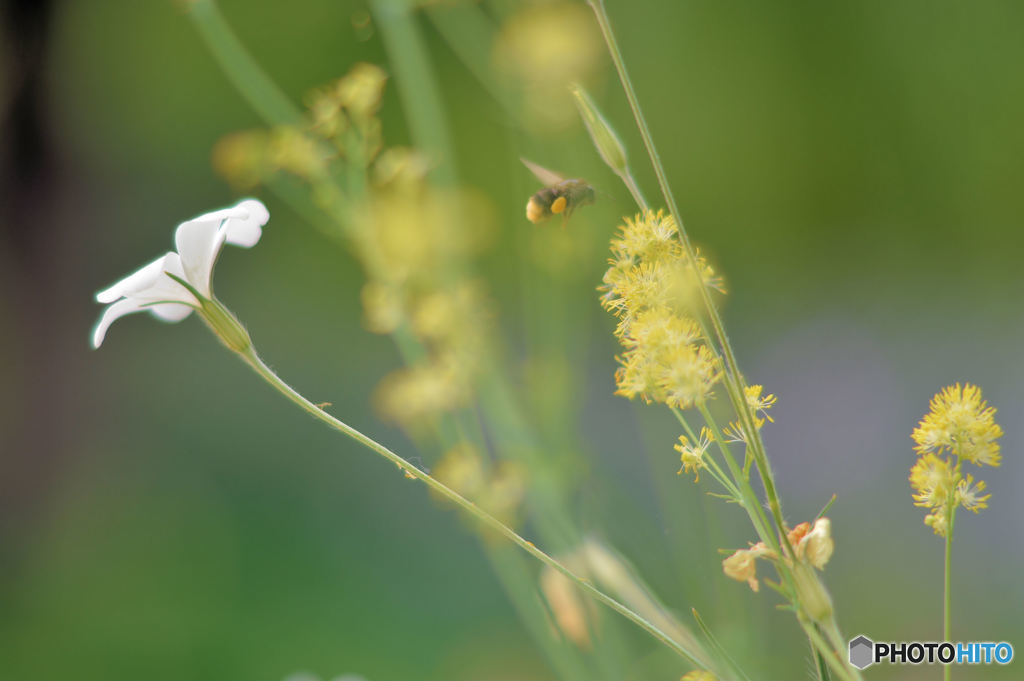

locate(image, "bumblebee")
[[522, 158, 596, 225]]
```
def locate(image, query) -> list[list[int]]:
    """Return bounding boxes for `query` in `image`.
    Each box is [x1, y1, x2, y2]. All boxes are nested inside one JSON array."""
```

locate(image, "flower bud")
[[200, 298, 252, 354], [791, 563, 833, 623], [571, 84, 627, 174]]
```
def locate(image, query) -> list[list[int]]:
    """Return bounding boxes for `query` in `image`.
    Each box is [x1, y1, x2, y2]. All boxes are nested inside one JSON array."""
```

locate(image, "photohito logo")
[[849, 635, 1014, 670]]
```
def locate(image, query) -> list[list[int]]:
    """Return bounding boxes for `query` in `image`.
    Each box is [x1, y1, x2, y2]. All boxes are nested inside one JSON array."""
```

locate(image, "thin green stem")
[[588, 4, 861, 677], [586, 0, 791, 555], [371, 0, 457, 186], [238, 347, 707, 669], [800, 618, 857, 681], [671, 407, 739, 500], [619, 169, 649, 211], [697, 404, 772, 545], [944, 500, 956, 681], [808, 626, 832, 681], [187, 0, 302, 125]]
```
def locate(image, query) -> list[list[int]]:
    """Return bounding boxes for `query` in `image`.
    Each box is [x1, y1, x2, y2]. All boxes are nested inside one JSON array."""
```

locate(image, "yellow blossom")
[[912, 383, 1003, 466], [722, 417, 765, 444], [622, 307, 702, 351], [744, 384, 778, 422], [924, 507, 950, 536], [675, 427, 713, 481], [658, 345, 722, 408], [909, 453, 954, 509], [956, 474, 990, 512]]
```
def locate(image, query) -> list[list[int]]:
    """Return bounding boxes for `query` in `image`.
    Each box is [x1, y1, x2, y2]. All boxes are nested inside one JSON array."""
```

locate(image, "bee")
[[522, 158, 596, 225]]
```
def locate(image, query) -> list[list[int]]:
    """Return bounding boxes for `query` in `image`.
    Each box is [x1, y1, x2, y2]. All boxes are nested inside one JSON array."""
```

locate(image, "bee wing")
[[521, 157, 566, 186]]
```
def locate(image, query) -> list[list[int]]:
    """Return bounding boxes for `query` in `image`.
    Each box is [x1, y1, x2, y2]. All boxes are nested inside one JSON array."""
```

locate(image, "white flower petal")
[[92, 298, 148, 348], [222, 198, 268, 248], [124, 253, 197, 306], [148, 302, 194, 322], [92, 200, 269, 350], [95, 254, 171, 303], [174, 219, 223, 298]]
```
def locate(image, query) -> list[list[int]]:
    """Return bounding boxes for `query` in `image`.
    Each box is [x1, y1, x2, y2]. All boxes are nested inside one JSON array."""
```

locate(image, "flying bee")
[[522, 158, 596, 225]]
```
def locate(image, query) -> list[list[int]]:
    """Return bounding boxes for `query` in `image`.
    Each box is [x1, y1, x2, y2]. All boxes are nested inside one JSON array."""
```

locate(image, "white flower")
[[92, 198, 269, 348]]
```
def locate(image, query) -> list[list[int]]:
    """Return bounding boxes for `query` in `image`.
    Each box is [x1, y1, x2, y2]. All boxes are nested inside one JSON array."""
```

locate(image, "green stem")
[[944, 500, 956, 681], [586, 0, 790, 553], [619, 169, 649, 211], [588, 4, 859, 677], [800, 618, 856, 681], [697, 404, 772, 544], [187, 0, 302, 125], [808, 627, 831, 681], [238, 347, 707, 668], [371, 0, 457, 186]]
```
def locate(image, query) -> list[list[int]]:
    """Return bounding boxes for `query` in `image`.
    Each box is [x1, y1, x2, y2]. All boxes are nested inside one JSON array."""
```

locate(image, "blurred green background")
[[2, 0, 1021, 679]]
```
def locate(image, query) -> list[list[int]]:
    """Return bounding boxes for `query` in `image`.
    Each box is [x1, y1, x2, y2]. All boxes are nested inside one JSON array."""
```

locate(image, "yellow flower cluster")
[[722, 518, 834, 592], [213, 63, 388, 191], [600, 211, 724, 409], [909, 384, 1002, 536], [214, 64, 496, 432], [361, 163, 495, 429]]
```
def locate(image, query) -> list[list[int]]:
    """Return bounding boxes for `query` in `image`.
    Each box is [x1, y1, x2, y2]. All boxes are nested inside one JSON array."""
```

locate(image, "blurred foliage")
[[2, 0, 1023, 680]]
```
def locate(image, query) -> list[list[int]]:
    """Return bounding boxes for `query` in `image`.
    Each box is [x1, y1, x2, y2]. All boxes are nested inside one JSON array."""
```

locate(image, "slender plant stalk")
[[944, 501, 956, 681], [800, 618, 856, 681], [587, 2, 860, 677], [585, 0, 789, 555], [187, 0, 301, 125], [237, 347, 708, 669], [188, 1, 721, 673]]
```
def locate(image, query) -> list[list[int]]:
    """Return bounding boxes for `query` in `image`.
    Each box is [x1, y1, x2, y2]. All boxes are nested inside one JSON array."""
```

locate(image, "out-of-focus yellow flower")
[[372, 147, 432, 189], [912, 383, 1003, 466], [213, 126, 327, 186], [374, 361, 470, 427], [336, 62, 388, 120], [433, 442, 487, 500], [492, 2, 604, 131], [434, 444, 527, 527], [361, 282, 405, 334], [212, 130, 274, 190], [681, 672, 717, 681], [269, 126, 327, 179]]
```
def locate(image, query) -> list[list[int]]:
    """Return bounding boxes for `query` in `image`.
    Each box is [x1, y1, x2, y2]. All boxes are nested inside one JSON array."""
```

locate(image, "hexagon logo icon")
[[849, 635, 875, 670]]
